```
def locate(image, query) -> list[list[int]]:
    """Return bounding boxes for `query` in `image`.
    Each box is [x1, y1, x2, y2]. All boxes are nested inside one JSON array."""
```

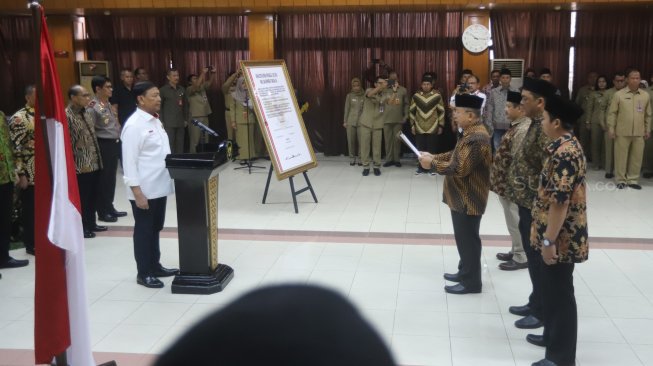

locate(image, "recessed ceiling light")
[[479, 5, 486, 9]]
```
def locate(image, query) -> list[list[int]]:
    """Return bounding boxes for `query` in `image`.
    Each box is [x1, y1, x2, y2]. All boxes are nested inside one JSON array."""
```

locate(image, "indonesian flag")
[[34, 9, 94, 365]]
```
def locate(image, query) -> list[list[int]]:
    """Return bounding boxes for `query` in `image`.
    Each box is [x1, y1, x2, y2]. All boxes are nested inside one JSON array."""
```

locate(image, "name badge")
[[637, 101, 643, 113]]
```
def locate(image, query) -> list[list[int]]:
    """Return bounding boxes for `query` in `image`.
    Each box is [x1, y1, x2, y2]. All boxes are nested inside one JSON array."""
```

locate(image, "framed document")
[[240, 60, 318, 180]]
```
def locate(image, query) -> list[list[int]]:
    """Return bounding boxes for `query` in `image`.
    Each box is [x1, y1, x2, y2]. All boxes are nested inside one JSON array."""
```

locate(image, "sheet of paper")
[[399, 132, 422, 157]]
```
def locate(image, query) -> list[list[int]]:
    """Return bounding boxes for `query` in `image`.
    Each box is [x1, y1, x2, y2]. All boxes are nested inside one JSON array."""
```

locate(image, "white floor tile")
[[393, 310, 449, 337], [94, 323, 170, 353], [450, 337, 514, 366], [392, 335, 452, 366], [576, 342, 643, 366]]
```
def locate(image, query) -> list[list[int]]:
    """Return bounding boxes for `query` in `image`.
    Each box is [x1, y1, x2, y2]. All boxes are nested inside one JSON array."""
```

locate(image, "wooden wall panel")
[[462, 11, 490, 86], [248, 14, 275, 61], [46, 15, 76, 101]]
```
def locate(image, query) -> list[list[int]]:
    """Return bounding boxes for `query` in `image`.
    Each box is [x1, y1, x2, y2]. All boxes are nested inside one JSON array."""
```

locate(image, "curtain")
[[85, 15, 248, 136], [574, 9, 653, 93], [0, 16, 35, 116], [491, 10, 572, 98], [276, 12, 462, 155]]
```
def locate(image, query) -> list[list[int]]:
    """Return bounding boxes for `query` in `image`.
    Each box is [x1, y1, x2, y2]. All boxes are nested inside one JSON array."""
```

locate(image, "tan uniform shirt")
[[607, 88, 652, 137], [382, 86, 409, 124], [360, 89, 384, 130]]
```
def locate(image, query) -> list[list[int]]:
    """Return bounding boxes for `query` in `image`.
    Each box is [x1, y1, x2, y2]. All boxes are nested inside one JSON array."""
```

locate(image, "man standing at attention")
[[65, 85, 106, 239], [382, 70, 409, 168], [187, 67, 216, 153], [90, 76, 128, 223], [122, 81, 178, 288], [606, 68, 652, 190], [419, 94, 491, 295], [160, 68, 188, 154]]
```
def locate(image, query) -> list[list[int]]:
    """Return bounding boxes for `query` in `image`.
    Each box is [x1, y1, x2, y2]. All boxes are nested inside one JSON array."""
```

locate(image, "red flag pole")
[[28, 1, 67, 365]]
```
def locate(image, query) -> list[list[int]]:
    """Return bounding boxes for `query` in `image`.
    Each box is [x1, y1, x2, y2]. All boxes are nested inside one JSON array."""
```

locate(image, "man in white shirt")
[[121, 81, 178, 288], [450, 74, 487, 132]]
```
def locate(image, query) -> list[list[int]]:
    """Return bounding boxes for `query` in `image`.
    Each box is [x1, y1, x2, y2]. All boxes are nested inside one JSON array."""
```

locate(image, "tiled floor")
[[2, 155, 653, 366]]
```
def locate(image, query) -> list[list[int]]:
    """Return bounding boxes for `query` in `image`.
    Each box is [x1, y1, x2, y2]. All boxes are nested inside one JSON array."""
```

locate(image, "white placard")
[[243, 63, 316, 178], [399, 133, 422, 157]]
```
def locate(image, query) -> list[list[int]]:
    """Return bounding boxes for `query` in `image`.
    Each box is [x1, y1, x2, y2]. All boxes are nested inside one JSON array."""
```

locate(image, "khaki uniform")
[[343, 90, 365, 160], [187, 82, 213, 153], [602, 87, 620, 174], [575, 85, 593, 158], [641, 88, 653, 174], [382, 86, 409, 163], [230, 98, 263, 160], [159, 83, 188, 154], [585, 90, 610, 169], [359, 89, 384, 167], [606, 88, 653, 184], [222, 73, 239, 141]]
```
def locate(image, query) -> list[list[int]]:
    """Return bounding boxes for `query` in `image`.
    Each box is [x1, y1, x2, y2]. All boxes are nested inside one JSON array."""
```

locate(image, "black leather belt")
[[98, 138, 120, 143]]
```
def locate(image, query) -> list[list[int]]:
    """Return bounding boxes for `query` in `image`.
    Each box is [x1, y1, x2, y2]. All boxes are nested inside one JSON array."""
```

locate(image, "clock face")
[[462, 24, 490, 53]]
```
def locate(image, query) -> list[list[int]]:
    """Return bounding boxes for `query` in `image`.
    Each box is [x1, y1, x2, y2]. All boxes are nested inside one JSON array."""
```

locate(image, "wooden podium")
[[165, 147, 234, 294]]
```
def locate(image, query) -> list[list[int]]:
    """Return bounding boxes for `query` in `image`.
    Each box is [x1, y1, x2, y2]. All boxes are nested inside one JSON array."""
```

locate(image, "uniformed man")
[[584, 75, 610, 170], [222, 70, 241, 142], [574, 71, 598, 159], [0, 111, 29, 269], [419, 94, 491, 294], [641, 78, 653, 178], [230, 77, 263, 161], [486, 68, 518, 151], [602, 72, 626, 179], [343, 77, 365, 166], [187, 67, 216, 153], [382, 71, 409, 167], [66, 85, 105, 239], [530, 95, 587, 366], [505, 77, 556, 334], [359, 76, 386, 176], [606, 68, 652, 189], [8, 85, 36, 255], [159, 68, 188, 154], [409, 74, 445, 175], [491, 90, 530, 271], [90, 75, 127, 223], [110, 68, 137, 125]]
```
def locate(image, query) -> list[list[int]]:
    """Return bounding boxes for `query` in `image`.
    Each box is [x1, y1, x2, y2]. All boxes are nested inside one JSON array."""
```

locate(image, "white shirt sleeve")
[[121, 121, 143, 188]]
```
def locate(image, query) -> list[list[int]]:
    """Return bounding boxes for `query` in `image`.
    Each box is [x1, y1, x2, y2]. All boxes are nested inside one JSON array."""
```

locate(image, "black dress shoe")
[[617, 183, 627, 189], [137, 275, 164, 288], [628, 184, 642, 190], [84, 231, 96, 239], [445, 283, 481, 295], [0, 257, 29, 269], [499, 260, 528, 271], [526, 334, 546, 347], [395, 162, 402, 167], [496, 252, 513, 261], [605, 173, 614, 179], [98, 213, 118, 223], [509, 304, 531, 316], [362, 168, 370, 176], [373, 168, 381, 176], [25, 247, 35, 255], [515, 315, 543, 329], [153, 265, 179, 277], [111, 210, 128, 218], [532, 358, 557, 366], [382, 161, 394, 167], [91, 225, 108, 232], [443, 272, 461, 282]]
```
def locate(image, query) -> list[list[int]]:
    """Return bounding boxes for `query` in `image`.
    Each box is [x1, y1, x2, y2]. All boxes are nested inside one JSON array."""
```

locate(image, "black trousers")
[[77, 171, 99, 231], [518, 204, 543, 320], [20, 185, 34, 251], [0, 182, 13, 261], [451, 210, 483, 290], [96, 138, 121, 216], [130, 196, 166, 277], [415, 133, 437, 172], [542, 262, 577, 366]]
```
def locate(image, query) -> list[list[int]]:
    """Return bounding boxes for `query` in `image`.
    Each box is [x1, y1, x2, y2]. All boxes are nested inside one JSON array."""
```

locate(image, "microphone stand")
[[234, 93, 265, 174]]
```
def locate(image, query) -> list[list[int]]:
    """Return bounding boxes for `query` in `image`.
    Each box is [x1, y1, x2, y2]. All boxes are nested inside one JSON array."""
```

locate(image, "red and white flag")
[[34, 8, 94, 365]]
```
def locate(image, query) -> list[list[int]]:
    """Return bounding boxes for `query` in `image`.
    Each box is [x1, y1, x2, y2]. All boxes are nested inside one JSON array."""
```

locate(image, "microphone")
[[192, 119, 219, 137]]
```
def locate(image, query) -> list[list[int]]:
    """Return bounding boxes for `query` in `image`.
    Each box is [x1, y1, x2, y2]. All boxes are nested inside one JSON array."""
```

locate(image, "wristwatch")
[[542, 238, 553, 247]]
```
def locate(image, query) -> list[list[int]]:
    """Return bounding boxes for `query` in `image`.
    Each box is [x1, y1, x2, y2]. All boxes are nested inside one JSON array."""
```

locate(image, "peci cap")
[[545, 94, 584, 127], [500, 68, 512, 76], [455, 93, 484, 110], [507, 90, 522, 104], [522, 77, 557, 98]]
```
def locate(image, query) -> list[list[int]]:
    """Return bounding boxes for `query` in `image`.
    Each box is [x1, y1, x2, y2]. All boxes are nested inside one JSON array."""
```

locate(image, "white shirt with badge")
[[121, 108, 174, 201]]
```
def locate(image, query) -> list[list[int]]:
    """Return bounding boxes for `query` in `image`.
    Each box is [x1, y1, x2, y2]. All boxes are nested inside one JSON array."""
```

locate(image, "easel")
[[262, 164, 317, 214]]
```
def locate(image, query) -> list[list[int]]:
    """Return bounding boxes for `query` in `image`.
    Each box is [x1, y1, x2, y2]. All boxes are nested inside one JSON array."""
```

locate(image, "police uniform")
[[359, 88, 384, 174], [606, 87, 652, 186], [66, 103, 103, 235], [343, 89, 365, 164], [8, 104, 35, 253], [382, 85, 409, 166], [89, 97, 122, 219]]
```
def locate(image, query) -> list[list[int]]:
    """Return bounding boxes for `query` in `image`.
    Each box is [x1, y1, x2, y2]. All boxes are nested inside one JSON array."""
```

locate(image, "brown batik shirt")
[[530, 133, 589, 264]]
